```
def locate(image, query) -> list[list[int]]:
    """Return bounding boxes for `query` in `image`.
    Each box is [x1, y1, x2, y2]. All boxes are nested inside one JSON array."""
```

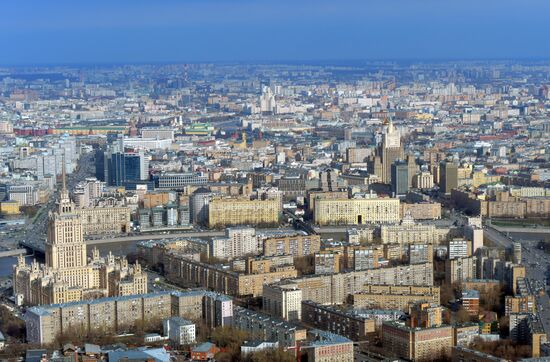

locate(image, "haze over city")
[[2, 0, 550, 65], [1, 1, 550, 362]]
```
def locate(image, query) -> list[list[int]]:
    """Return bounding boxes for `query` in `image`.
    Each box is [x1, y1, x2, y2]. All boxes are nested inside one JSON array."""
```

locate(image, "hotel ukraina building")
[[13, 178, 147, 306]]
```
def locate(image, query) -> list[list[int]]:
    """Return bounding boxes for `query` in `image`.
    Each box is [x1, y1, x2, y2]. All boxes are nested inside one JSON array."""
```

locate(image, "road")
[[86, 231, 226, 245], [0, 249, 26, 258], [491, 225, 550, 234], [85, 226, 297, 245], [11, 151, 96, 252], [483, 226, 513, 249], [520, 239, 550, 337]]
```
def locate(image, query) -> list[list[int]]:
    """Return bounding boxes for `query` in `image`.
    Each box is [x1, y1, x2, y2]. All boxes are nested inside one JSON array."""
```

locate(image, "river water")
[[0, 241, 138, 278], [1, 231, 547, 278]]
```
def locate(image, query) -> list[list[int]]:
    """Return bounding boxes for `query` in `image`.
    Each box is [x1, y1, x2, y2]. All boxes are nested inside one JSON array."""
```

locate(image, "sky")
[[1, 0, 550, 66]]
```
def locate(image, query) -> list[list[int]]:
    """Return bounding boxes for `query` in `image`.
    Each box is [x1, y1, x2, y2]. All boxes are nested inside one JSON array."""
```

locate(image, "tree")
[[469, 338, 531, 360], [0, 305, 25, 340], [211, 326, 248, 348], [293, 255, 314, 275], [211, 326, 249, 362], [453, 307, 472, 324], [244, 348, 295, 362], [480, 284, 503, 313]]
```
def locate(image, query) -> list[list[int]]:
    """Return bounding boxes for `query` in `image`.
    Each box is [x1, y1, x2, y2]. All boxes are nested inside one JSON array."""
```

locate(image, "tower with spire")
[[13, 154, 148, 306], [368, 117, 405, 184]]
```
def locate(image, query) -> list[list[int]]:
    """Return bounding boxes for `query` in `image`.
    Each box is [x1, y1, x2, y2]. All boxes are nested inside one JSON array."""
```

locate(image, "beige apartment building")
[[382, 322, 453, 361], [76, 205, 131, 235], [349, 285, 441, 311], [208, 197, 281, 228], [301, 301, 376, 341], [262, 233, 321, 257], [285, 263, 434, 305], [401, 202, 442, 220], [233, 306, 307, 349], [446, 256, 477, 284], [164, 253, 297, 297], [314, 197, 401, 225], [380, 212, 448, 245]]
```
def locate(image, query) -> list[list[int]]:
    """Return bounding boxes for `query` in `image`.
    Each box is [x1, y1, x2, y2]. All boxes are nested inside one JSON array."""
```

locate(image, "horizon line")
[[3, 57, 550, 69]]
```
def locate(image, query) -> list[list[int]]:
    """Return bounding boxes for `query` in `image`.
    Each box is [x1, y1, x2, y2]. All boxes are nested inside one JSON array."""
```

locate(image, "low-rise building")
[[452, 323, 480, 346], [451, 346, 507, 362], [163, 317, 196, 346], [303, 329, 354, 362], [191, 342, 220, 361]]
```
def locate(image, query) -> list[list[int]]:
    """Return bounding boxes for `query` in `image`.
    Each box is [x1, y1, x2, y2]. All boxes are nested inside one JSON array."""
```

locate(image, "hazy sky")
[[2, 0, 550, 65]]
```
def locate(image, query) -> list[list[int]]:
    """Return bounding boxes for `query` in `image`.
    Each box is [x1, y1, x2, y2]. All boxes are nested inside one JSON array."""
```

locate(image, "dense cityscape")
[[0, 60, 547, 362]]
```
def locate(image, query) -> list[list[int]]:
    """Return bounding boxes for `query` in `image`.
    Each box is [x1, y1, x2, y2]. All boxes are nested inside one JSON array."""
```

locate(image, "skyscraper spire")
[[62, 153, 67, 193], [58, 153, 72, 212]]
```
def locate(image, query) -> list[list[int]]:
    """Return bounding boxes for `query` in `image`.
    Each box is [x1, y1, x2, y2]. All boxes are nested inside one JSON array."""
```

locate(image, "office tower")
[[391, 160, 409, 197], [440, 160, 459, 194], [103, 150, 149, 186], [95, 148, 105, 181]]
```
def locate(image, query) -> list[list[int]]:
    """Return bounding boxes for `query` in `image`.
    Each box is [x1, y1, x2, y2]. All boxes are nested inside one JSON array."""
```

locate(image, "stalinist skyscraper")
[[13, 160, 147, 306], [368, 119, 404, 184]]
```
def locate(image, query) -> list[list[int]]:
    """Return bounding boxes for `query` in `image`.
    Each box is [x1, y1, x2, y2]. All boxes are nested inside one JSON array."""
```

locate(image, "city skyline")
[[1, 1, 550, 359]]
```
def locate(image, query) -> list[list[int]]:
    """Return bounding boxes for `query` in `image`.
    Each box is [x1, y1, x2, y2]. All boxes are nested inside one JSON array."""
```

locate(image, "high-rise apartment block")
[[262, 283, 302, 321]]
